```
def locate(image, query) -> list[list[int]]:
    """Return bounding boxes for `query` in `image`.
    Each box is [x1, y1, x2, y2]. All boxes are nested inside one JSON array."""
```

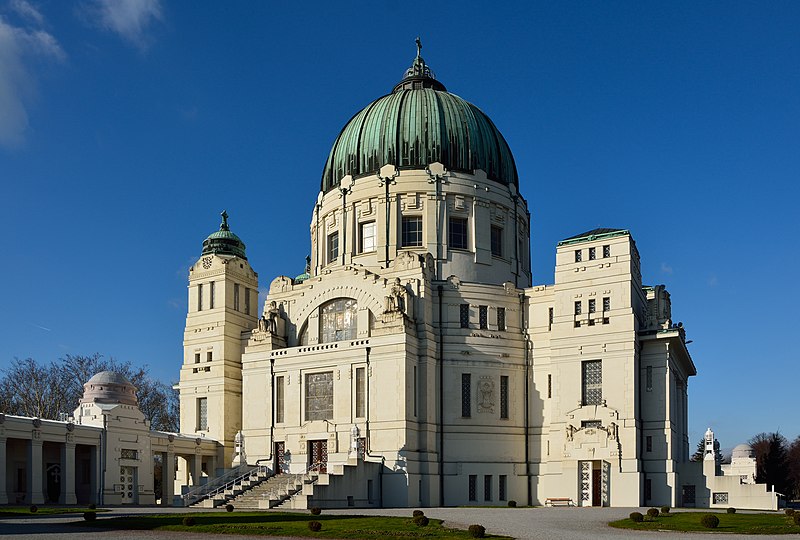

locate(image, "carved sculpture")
[[384, 278, 407, 314]]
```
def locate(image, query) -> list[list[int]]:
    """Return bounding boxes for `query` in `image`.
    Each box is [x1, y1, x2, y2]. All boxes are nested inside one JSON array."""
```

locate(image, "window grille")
[[499, 475, 507, 501], [582, 360, 602, 405], [497, 307, 506, 331], [120, 449, 138, 460], [574, 301, 582, 315], [459, 304, 470, 328], [588, 299, 596, 313], [500, 376, 509, 419], [603, 245, 610, 258], [468, 475, 477, 501], [713, 492, 728, 504], [479, 305, 488, 329], [484, 475, 492, 501], [589, 247, 596, 260], [575, 249, 582, 262], [461, 373, 471, 417], [603, 297, 610, 311], [197, 397, 208, 430]]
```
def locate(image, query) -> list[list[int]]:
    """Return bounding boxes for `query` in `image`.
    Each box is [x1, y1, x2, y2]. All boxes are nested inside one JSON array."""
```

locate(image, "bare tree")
[[749, 432, 790, 495]]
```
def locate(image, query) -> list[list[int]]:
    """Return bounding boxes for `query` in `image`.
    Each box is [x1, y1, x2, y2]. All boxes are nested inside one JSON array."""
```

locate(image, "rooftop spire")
[[393, 37, 446, 93], [416, 36, 422, 58], [220, 210, 230, 231], [202, 210, 247, 260]]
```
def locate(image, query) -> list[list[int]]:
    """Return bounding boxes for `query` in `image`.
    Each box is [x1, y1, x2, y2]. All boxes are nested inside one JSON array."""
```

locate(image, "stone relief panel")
[[477, 376, 495, 413]]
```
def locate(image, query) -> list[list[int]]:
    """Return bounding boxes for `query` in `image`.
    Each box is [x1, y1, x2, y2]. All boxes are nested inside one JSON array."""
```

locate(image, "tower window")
[[484, 475, 492, 501], [574, 301, 582, 315], [499, 475, 507, 501], [359, 221, 376, 253], [589, 247, 596, 260], [468, 475, 477, 501], [491, 225, 503, 257], [276, 376, 285, 423], [401, 216, 423, 247], [500, 375, 509, 419], [449, 217, 468, 250], [647, 435, 653, 452], [355, 367, 366, 418], [245, 287, 250, 315], [603, 297, 610, 311], [547, 373, 552, 399], [206, 351, 212, 362], [497, 307, 506, 331], [646, 366, 653, 392], [459, 304, 470, 328], [582, 360, 602, 406], [588, 299, 596, 313], [209, 281, 215, 309], [575, 249, 582, 263], [305, 371, 334, 421], [548, 307, 554, 331], [603, 245, 610, 258], [461, 373, 471, 417], [197, 283, 203, 311], [327, 231, 339, 263], [233, 283, 240, 311], [194, 353, 200, 364], [197, 397, 208, 431], [479, 305, 488, 329]]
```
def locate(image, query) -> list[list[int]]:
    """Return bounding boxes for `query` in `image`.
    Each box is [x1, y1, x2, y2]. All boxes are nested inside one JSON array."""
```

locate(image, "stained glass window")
[[320, 298, 358, 343], [582, 360, 602, 405], [305, 372, 333, 421], [197, 397, 208, 430], [276, 376, 285, 423], [355, 367, 365, 418]]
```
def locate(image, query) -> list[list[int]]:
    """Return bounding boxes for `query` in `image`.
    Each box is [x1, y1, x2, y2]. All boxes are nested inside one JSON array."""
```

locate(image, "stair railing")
[[182, 462, 272, 506], [261, 461, 322, 503]]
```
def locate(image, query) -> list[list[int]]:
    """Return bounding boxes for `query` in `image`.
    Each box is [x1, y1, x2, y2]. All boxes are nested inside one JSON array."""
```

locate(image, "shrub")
[[88, 503, 96, 510], [468, 524, 486, 538], [413, 514, 429, 527], [225, 504, 234, 512], [83, 512, 96, 521], [727, 507, 736, 514], [660, 506, 670, 514], [793, 513, 800, 526], [310, 506, 322, 515], [700, 514, 719, 529], [182, 516, 196, 526], [308, 520, 322, 532], [29, 505, 38, 513], [647, 508, 659, 518], [412, 509, 425, 517], [507, 500, 517, 508], [629, 512, 644, 523], [785, 508, 795, 516]]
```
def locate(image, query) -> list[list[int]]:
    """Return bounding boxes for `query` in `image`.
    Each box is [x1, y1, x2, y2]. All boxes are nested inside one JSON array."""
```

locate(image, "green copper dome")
[[202, 211, 247, 260], [321, 43, 518, 192]]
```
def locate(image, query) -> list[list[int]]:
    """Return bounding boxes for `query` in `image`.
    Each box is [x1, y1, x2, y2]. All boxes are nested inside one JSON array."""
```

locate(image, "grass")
[[0, 506, 107, 516], [72, 511, 509, 538], [610, 511, 800, 534]]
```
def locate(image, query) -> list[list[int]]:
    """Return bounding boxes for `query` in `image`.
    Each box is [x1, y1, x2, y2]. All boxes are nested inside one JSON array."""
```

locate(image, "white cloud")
[[85, 0, 162, 50], [0, 14, 64, 149], [10, 0, 44, 26], [660, 262, 673, 274]]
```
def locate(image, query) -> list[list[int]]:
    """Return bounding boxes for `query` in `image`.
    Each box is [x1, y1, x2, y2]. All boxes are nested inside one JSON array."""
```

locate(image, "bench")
[[545, 497, 575, 507]]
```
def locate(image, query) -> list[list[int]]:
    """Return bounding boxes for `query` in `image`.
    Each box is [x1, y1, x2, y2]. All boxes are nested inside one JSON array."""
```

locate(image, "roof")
[[320, 45, 518, 192], [86, 371, 134, 387], [202, 210, 247, 260], [557, 228, 629, 246]]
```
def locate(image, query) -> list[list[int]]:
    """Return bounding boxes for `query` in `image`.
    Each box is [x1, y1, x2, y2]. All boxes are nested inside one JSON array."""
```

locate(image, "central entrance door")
[[120, 466, 137, 504], [274, 442, 285, 474], [309, 440, 327, 473], [591, 468, 602, 506]]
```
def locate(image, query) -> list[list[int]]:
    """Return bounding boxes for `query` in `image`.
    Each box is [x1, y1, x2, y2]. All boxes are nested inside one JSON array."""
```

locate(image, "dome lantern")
[[201, 210, 247, 260]]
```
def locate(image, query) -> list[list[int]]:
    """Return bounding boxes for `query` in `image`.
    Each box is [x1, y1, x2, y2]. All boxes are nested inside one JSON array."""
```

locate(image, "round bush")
[[225, 504, 234, 512], [310, 506, 322, 515], [413, 514, 429, 527], [629, 512, 644, 523], [308, 520, 322, 532], [87, 503, 96, 510], [727, 507, 736, 514], [507, 500, 517, 508], [785, 508, 795, 516], [660, 506, 670, 514], [647, 508, 659, 518], [83, 511, 96, 521], [793, 513, 800, 526], [412, 509, 425, 517], [182, 516, 196, 526], [29, 505, 38, 513], [468, 524, 486, 538], [700, 514, 720, 529]]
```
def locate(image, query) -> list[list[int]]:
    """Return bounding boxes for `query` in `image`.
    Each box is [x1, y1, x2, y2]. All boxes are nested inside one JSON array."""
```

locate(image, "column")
[[0, 435, 7, 504], [61, 440, 77, 505], [161, 451, 175, 506], [27, 436, 45, 504], [191, 452, 203, 487]]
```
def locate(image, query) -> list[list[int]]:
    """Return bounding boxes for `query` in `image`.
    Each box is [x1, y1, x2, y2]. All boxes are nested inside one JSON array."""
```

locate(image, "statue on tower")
[[704, 427, 715, 461]]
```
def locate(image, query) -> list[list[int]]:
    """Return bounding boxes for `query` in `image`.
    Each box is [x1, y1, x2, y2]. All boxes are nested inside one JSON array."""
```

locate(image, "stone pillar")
[[161, 451, 175, 506], [61, 439, 77, 505], [27, 434, 45, 504], [0, 433, 7, 504], [191, 452, 203, 487]]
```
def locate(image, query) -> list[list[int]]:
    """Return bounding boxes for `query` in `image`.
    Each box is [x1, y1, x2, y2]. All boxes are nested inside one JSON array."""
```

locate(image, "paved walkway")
[[0, 506, 793, 540]]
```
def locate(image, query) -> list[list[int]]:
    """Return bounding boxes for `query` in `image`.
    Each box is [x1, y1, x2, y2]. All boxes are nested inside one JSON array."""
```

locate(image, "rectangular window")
[[327, 231, 339, 263], [245, 287, 250, 315], [500, 375, 509, 419], [197, 397, 208, 431], [547, 374, 552, 399], [646, 366, 653, 392], [603, 245, 610, 258], [588, 299, 596, 313], [497, 307, 506, 331], [575, 249, 582, 262], [206, 351, 212, 362], [646, 435, 653, 452], [355, 367, 366, 418], [468, 475, 477, 501], [401, 216, 423, 247], [484, 475, 492, 501], [499, 475, 507, 501], [603, 297, 610, 311], [479, 305, 488, 329], [461, 373, 471, 417], [491, 225, 503, 257], [582, 360, 602, 405], [548, 307, 554, 331], [210, 281, 215, 309], [460, 304, 470, 328], [413, 366, 418, 417], [359, 221, 376, 253], [645, 479, 652, 501], [276, 376, 285, 423], [120, 448, 138, 460], [233, 283, 240, 311], [305, 371, 334, 421], [683, 485, 696, 504], [194, 353, 200, 364], [574, 301, 582, 315], [449, 217, 468, 250], [197, 283, 203, 311], [589, 247, 596, 260]]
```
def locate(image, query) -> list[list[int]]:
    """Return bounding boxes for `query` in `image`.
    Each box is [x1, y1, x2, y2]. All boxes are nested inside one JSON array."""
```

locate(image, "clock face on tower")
[[202, 256, 213, 269]]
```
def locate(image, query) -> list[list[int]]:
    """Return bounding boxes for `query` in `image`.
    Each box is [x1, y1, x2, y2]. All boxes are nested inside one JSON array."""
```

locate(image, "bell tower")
[[178, 211, 258, 468]]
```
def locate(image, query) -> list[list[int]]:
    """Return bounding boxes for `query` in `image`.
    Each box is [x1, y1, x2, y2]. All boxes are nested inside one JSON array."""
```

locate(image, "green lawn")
[[610, 511, 799, 534], [0, 506, 106, 516], [73, 511, 508, 538]]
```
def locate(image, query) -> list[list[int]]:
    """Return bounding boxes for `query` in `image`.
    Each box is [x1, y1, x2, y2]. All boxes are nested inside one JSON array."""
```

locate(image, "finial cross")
[[415, 36, 422, 57], [220, 210, 229, 230]]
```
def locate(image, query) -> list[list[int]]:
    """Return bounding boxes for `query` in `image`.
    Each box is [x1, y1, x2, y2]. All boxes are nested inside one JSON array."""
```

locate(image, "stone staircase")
[[193, 466, 273, 508], [228, 472, 320, 509]]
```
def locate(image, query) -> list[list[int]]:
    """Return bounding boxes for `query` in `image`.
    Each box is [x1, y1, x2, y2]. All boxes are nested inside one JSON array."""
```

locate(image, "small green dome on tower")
[[202, 210, 247, 260]]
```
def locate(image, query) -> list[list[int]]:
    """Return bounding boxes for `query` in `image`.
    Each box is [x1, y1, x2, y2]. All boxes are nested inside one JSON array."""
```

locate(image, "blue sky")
[[1, 1, 798, 449]]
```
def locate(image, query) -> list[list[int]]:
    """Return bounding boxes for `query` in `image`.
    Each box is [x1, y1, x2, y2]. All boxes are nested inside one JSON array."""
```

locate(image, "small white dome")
[[731, 444, 754, 460], [81, 371, 138, 406]]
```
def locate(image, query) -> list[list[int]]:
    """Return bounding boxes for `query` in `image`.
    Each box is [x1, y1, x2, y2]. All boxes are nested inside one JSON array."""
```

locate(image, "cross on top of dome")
[[394, 37, 446, 92]]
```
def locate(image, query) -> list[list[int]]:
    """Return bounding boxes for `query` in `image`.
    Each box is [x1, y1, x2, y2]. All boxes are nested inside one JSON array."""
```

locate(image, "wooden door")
[[274, 442, 285, 474], [310, 440, 327, 473], [591, 468, 601, 506]]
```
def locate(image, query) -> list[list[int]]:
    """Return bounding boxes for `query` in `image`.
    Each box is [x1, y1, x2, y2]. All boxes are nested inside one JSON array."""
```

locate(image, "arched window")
[[320, 298, 358, 343]]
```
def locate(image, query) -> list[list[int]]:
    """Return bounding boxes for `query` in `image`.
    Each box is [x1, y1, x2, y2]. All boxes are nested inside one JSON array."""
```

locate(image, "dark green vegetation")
[[611, 511, 800, 534], [72, 511, 511, 538], [0, 506, 106, 516]]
